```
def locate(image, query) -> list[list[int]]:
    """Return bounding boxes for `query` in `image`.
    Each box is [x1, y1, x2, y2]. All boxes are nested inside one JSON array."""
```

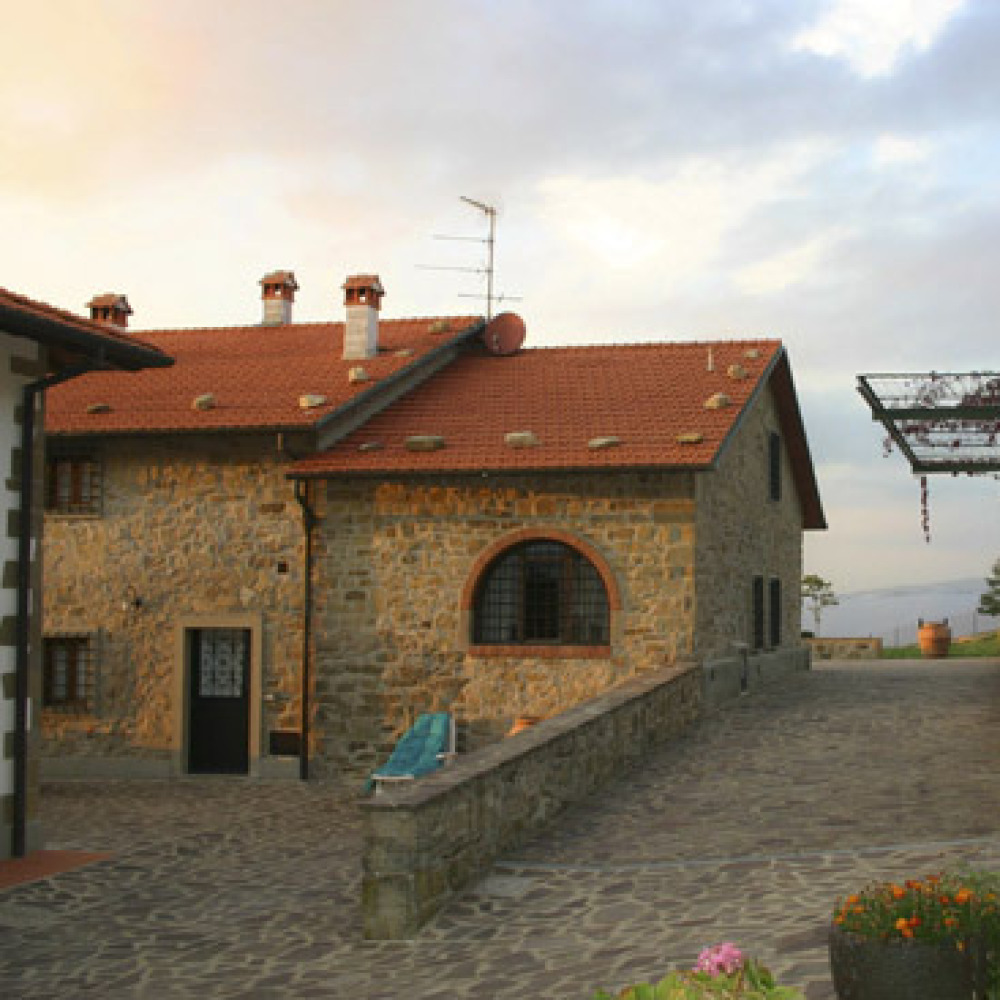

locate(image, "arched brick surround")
[[460, 527, 623, 613], [460, 528, 621, 659]]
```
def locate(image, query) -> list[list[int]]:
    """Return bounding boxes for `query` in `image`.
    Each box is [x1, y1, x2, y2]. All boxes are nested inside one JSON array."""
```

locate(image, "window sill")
[[468, 644, 612, 659]]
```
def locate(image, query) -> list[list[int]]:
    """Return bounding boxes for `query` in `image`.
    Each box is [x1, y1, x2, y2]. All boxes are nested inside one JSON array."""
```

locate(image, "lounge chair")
[[366, 712, 456, 795]]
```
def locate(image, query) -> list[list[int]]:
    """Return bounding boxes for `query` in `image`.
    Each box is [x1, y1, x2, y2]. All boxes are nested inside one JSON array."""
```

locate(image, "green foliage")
[[978, 558, 1000, 618], [881, 632, 1000, 658], [590, 960, 805, 999], [833, 868, 1000, 997], [801, 574, 838, 636]]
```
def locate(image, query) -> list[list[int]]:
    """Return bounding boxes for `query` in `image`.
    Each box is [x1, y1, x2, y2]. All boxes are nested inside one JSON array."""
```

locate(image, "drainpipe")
[[293, 479, 317, 781], [13, 364, 94, 857]]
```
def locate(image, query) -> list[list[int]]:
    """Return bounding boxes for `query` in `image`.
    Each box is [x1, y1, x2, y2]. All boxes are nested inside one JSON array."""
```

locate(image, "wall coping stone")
[[362, 660, 699, 815]]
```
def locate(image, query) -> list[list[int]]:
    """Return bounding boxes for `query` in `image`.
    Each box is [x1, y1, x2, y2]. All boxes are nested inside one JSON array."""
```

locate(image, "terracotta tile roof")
[[290, 339, 780, 472], [0, 287, 155, 354], [45, 316, 482, 434], [289, 337, 826, 529]]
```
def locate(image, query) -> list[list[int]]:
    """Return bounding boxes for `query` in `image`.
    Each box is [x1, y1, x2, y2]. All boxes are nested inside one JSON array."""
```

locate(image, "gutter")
[[293, 479, 317, 781], [13, 363, 94, 857]]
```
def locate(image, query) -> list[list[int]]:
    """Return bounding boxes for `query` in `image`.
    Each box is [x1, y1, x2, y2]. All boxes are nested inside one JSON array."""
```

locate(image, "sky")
[[1, 0, 997, 595]]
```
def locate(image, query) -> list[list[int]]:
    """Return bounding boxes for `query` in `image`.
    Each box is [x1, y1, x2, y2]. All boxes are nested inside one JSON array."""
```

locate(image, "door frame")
[[172, 613, 263, 777]]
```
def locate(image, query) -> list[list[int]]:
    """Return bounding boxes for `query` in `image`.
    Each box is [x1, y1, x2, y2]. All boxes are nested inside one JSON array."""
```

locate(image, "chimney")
[[87, 293, 132, 329], [260, 270, 298, 326], [342, 274, 384, 360]]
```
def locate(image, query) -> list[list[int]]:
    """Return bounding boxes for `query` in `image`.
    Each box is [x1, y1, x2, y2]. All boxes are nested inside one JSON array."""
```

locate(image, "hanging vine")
[[919, 475, 930, 543]]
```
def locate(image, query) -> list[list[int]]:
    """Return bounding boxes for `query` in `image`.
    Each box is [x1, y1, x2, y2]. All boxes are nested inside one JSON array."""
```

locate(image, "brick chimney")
[[87, 293, 132, 329], [342, 274, 384, 360], [260, 270, 298, 326]]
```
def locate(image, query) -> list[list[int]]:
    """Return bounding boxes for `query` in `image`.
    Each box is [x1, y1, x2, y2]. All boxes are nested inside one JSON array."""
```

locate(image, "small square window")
[[43, 635, 95, 710], [45, 452, 101, 514]]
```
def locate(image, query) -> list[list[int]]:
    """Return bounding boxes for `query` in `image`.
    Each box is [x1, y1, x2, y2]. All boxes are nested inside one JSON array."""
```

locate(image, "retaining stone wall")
[[806, 637, 883, 660], [361, 661, 701, 939]]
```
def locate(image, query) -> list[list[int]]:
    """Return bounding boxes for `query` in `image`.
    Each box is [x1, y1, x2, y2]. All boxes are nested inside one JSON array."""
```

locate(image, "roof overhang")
[[0, 299, 172, 373]]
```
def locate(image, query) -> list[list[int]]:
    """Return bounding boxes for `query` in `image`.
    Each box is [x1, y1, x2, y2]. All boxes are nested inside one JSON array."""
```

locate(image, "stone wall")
[[694, 382, 804, 660], [806, 637, 883, 660], [361, 661, 701, 939], [309, 470, 698, 784], [42, 434, 306, 775]]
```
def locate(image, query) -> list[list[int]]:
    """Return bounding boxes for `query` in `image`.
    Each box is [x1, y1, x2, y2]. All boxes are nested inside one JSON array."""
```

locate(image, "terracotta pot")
[[828, 923, 987, 1000], [507, 715, 542, 737], [918, 621, 952, 658]]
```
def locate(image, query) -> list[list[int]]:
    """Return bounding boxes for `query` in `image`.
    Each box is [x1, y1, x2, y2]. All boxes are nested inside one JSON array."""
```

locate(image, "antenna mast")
[[460, 196, 496, 320], [417, 196, 520, 321]]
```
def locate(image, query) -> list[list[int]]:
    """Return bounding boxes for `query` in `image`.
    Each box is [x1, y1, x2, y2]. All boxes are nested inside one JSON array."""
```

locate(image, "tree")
[[978, 558, 1000, 618], [802, 574, 838, 636]]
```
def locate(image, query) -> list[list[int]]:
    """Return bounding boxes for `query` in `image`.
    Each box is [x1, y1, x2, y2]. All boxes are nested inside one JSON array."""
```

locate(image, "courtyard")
[[2, 659, 999, 999]]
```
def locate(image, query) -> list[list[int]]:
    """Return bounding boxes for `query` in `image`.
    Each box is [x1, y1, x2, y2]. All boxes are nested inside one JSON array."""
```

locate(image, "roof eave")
[[0, 301, 172, 372]]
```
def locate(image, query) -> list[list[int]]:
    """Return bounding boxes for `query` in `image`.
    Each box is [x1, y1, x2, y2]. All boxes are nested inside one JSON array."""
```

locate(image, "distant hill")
[[804, 578, 1000, 647]]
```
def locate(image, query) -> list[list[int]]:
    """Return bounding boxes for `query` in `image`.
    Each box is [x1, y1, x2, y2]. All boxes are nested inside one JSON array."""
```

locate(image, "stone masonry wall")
[[42, 435, 306, 770], [309, 470, 697, 784], [362, 661, 702, 939], [694, 383, 804, 661]]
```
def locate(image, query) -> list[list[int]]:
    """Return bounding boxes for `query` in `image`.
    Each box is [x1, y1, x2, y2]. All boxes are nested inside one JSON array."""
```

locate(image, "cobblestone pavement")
[[2, 660, 998, 999]]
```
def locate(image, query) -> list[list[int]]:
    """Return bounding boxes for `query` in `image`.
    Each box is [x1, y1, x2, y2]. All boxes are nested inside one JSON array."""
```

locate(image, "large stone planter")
[[829, 923, 988, 999]]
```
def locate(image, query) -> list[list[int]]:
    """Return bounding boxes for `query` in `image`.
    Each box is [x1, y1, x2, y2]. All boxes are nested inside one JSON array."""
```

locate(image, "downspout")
[[14, 363, 94, 857], [293, 479, 317, 781]]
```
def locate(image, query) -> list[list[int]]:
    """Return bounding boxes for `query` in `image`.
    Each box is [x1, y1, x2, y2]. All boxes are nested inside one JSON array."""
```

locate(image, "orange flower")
[[908, 916, 921, 927], [846, 894, 860, 905], [895, 918, 910, 932], [905, 880, 922, 890], [955, 889, 973, 905], [939, 895, 951, 905], [890, 885, 906, 900]]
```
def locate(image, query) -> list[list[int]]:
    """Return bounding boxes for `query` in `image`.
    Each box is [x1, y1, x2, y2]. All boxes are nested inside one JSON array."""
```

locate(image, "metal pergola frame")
[[857, 371, 1000, 474]]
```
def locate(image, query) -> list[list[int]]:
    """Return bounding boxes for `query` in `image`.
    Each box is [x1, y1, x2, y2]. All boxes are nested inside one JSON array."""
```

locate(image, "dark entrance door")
[[188, 628, 250, 774]]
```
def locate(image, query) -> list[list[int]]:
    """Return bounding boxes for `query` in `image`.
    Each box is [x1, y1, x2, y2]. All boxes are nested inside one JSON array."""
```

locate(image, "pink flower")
[[694, 942, 744, 976]]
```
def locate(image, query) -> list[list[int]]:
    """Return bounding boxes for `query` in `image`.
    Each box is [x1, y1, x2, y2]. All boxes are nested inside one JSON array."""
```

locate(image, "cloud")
[[872, 134, 933, 166], [534, 141, 832, 294], [791, 0, 968, 77], [735, 227, 851, 295]]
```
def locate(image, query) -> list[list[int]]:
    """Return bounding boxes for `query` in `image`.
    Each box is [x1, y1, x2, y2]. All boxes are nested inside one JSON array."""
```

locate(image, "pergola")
[[857, 371, 1000, 474]]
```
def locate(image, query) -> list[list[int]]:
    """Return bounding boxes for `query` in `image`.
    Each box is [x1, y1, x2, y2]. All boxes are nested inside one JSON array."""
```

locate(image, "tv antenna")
[[417, 196, 521, 320]]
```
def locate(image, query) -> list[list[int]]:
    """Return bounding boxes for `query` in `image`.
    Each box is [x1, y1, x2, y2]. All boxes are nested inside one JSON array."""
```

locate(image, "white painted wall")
[[0, 331, 38, 805]]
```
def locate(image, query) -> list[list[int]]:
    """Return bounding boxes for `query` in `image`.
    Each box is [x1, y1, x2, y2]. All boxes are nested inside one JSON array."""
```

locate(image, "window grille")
[[45, 452, 102, 514], [473, 541, 610, 646], [43, 634, 95, 710], [752, 576, 765, 652], [768, 577, 781, 648]]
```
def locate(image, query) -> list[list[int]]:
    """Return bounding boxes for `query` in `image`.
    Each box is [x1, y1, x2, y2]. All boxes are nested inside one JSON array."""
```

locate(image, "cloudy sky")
[[2, 0, 997, 597]]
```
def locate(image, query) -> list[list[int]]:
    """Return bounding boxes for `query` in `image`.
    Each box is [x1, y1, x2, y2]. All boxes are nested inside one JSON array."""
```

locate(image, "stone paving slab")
[[1, 660, 998, 998]]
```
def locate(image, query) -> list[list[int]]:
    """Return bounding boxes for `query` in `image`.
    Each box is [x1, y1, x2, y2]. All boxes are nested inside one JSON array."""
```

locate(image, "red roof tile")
[[45, 316, 482, 434], [290, 339, 781, 473]]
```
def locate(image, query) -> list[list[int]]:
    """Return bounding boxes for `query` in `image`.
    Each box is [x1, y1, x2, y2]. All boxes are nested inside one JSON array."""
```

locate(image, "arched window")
[[473, 541, 610, 645]]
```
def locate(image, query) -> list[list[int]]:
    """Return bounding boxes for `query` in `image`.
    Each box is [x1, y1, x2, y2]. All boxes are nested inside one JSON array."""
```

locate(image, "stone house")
[[0, 287, 169, 858], [42, 273, 825, 787], [42, 273, 482, 781], [288, 336, 825, 778]]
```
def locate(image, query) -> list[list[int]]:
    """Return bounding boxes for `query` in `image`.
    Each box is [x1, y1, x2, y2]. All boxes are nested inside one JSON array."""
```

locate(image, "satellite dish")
[[483, 312, 526, 356]]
